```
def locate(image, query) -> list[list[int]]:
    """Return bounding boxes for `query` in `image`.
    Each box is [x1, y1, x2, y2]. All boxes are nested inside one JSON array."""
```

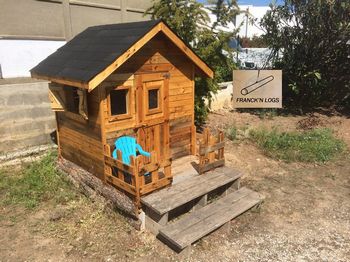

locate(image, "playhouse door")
[[135, 73, 170, 163]]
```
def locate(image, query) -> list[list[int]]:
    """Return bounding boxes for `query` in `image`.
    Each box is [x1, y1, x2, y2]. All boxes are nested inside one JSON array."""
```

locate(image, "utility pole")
[[245, 7, 249, 38]]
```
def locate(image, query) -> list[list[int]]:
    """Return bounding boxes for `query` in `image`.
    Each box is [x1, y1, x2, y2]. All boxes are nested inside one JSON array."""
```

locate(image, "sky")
[[237, 0, 277, 6]]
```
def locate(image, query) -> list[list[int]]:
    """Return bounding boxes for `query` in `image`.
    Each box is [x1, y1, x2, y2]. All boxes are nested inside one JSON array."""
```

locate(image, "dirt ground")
[[1, 110, 349, 262]]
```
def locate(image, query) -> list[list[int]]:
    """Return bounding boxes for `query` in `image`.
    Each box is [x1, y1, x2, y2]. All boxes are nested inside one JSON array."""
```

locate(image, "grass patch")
[[225, 124, 249, 141], [226, 126, 238, 140], [0, 151, 76, 208], [249, 128, 345, 163]]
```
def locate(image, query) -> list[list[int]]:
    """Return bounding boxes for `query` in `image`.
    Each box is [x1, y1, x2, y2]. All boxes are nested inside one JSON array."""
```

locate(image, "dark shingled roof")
[[31, 19, 161, 83]]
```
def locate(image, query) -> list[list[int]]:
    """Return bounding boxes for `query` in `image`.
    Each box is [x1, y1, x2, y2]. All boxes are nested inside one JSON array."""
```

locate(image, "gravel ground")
[[0, 111, 349, 261]]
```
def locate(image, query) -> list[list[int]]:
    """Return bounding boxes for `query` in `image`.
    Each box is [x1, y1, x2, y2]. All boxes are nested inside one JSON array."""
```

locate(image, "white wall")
[[205, 4, 270, 38], [0, 40, 65, 78], [237, 5, 270, 38], [238, 48, 272, 68]]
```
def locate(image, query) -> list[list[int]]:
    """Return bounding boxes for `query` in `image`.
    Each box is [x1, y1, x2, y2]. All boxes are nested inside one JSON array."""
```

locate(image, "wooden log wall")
[[55, 84, 105, 179], [114, 33, 196, 159]]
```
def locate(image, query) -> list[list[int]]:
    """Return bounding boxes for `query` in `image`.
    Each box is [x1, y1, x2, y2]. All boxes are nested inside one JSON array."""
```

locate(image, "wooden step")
[[158, 187, 264, 251], [141, 166, 242, 216]]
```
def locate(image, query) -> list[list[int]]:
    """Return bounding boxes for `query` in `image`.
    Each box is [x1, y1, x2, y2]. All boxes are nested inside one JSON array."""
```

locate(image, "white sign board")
[[232, 70, 282, 108]]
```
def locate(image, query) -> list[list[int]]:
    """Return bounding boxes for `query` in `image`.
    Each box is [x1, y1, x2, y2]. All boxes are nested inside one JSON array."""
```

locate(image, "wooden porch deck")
[[171, 155, 198, 185]]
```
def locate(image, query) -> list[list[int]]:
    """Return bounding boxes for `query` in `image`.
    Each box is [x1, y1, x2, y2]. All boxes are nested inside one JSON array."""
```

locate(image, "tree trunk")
[[57, 157, 141, 228]]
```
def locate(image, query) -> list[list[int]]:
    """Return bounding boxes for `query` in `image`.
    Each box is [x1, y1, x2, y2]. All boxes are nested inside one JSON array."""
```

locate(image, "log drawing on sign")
[[240, 75, 274, 96]]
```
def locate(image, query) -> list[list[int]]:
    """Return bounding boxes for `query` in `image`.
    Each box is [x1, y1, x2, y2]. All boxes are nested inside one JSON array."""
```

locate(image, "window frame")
[[63, 85, 80, 114], [144, 80, 163, 116], [107, 85, 132, 121]]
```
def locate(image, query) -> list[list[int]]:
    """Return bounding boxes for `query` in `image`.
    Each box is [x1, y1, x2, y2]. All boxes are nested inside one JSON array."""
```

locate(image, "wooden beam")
[[140, 177, 172, 195], [87, 21, 213, 90], [31, 72, 88, 89], [199, 141, 225, 156], [199, 159, 225, 174], [159, 22, 214, 79], [33, 21, 213, 91], [106, 174, 136, 195], [87, 23, 163, 91], [104, 155, 134, 174]]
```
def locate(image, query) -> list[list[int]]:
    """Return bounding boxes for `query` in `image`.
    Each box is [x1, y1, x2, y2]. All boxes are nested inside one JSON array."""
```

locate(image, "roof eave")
[[31, 72, 89, 89], [86, 21, 214, 91], [31, 20, 213, 91]]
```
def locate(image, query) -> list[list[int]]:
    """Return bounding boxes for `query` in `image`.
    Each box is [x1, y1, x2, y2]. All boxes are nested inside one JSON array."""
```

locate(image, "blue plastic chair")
[[112, 136, 151, 165]]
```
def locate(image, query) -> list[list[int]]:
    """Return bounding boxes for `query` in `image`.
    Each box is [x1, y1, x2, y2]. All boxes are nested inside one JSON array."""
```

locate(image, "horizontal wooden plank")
[[199, 142, 225, 156], [169, 87, 192, 96], [170, 115, 192, 128], [104, 117, 137, 132], [199, 159, 225, 174], [170, 104, 192, 113], [170, 125, 191, 135], [106, 73, 134, 82], [171, 148, 190, 160], [104, 155, 134, 175], [169, 98, 193, 108], [169, 82, 192, 90], [169, 81, 192, 90], [140, 162, 159, 175], [60, 136, 103, 158], [159, 187, 263, 250], [105, 128, 135, 143], [59, 127, 102, 154], [170, 136, 191, 147], [140, 159, 172, 175], [106, 174, 136, 195], [140, 177, 172, 195], [58, 113, 101, 139], [169, 93, 192, 102], [170, 112, 192, 120], [61, 144, 104, 178], [171, 144, 191, 156]]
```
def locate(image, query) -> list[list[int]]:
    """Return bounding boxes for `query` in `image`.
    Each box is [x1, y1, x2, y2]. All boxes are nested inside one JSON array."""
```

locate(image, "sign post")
[[232, 70, 282, 108]]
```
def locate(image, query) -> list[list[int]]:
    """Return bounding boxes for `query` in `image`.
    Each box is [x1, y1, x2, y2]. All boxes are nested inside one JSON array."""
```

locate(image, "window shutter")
[[77, 88, 88, 120], [48, 84, 65, 111]]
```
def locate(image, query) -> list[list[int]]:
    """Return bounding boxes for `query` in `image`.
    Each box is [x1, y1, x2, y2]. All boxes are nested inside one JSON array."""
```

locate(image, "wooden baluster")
[[209, 132, 216, 163], [218, 131, 224, 160], [163, 121, 171, 179], [146, 128, 151, 164], [104, 144, 112, 182], [132, 155, 141, 210], [191, 125, 197, 155], [154, 125, 161, 161], [116, 150, 124, 181], [199, 128, 209, 174], [150, 151, 158, 183], [137, 155, 145, 188]]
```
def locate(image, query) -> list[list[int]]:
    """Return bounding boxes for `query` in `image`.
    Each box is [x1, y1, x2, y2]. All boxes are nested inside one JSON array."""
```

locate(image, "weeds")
[[226, 126, 238, 140], [0, 151, 76, 208], [249, 128, 345, 163], [225, 124, 250, 141], [257, 109, 278, 120]]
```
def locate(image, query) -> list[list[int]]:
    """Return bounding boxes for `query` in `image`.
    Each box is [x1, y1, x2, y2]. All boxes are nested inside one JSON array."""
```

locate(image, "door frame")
[[135, 72, 170, 164]]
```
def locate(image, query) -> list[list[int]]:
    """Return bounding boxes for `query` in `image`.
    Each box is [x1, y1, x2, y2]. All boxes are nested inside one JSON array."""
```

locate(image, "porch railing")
[[103, 144, 172, 208], [197, 128, 225, 174]]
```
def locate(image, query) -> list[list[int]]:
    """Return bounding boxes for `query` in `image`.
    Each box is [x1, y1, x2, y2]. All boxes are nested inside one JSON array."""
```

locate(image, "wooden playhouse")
[[31, 20, 263, 252]]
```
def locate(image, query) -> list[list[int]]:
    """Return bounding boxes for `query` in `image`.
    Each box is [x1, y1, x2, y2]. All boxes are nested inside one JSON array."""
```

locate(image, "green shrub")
[[261, 1, 350, 109], [249, 128, 345, 163], [0, 151, 76, 208], [226, 126, 238, 141]]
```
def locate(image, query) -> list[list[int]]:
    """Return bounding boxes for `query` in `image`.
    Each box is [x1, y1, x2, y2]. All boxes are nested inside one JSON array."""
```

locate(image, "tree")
[[146, 0, 240, 125], [260, 0, 350, 110]]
